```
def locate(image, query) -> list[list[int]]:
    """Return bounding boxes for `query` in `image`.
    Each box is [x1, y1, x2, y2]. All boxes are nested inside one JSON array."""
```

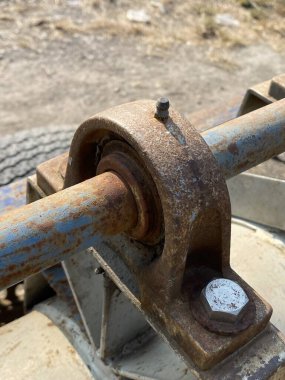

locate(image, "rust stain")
[[228, 142, 239, 155], [1, 98, 278, 374]]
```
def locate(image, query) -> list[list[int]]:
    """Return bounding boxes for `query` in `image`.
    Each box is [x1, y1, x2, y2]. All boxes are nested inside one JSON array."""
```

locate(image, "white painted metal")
[[35, 297, 116, 380], [62, 249, 105, 348], [99, 276, 149, 360], [228, 173, 285, 231], [231, 219, 285, 334], [0, 308, 93, 380]]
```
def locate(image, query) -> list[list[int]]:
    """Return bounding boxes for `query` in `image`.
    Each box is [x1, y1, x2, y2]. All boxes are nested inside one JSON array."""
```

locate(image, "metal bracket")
[[34, 100, 272, 370], [228, 173, 285, 231], [238, 74, 285, 115]]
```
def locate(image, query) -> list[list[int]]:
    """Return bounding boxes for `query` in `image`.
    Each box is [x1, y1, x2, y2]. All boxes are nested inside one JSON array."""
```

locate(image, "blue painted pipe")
[[202, 99, 285, 179], [0, 99, 284, 290], [0, 172, 136, 290]]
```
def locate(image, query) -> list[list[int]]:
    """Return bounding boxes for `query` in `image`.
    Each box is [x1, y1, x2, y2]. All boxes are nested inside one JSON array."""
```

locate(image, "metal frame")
[[238, 74, 285, 115], [25, 98, 283, 367], [228, 173, 285, 231], [24, 97, 285, 377], [0, 76, 285, 379]]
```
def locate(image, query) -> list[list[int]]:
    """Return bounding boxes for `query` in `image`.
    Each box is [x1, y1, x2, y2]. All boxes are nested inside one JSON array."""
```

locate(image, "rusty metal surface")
[[238, 79, 273, 116], [0, 82, 283, 377], [9, 217, 283, 380], [112, 325, 285, 380], [202, 325, 285, 380], [201, 99, 285, 179], [191, 79, 285, 182], [32, 159, 107, 349], [25, 174, 74, 311], [61, 99, 272, 369], [37, 152, 68, 195], [1, 95, 284, 371], [0, 172, 137, 290], [26, 174, 47, 203], [91, 233, 285, 380], [238, 74, 285, 116], [96, 140, 162, 244]]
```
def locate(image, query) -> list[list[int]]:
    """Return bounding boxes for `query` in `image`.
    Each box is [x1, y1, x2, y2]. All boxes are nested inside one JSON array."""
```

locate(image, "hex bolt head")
[[201, 278, 249, 323], [155, 97, 170, 120]]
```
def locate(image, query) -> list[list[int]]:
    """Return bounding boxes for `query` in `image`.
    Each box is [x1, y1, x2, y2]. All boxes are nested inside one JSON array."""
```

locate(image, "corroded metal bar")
[[0, 99, 285, 290], [201, 99, 285, 179], [0, 172, 137, 290]]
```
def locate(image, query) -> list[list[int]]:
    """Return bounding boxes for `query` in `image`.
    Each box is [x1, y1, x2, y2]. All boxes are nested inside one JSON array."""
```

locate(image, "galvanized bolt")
[[155, 97, 170, 120], [201, 278, 249, 323]]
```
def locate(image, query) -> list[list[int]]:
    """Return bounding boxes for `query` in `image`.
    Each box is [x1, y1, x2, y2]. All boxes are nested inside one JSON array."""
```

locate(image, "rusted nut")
[[201, 278, 249, 323], [155, 97, 169, 120]]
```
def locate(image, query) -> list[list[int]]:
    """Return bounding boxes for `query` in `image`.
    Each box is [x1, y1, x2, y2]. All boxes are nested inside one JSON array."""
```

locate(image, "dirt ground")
[[1, 0, 285, 136]]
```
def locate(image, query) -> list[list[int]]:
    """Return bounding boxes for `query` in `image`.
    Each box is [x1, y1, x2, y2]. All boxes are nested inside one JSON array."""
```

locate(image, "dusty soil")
[[1, 0, 285, 135]]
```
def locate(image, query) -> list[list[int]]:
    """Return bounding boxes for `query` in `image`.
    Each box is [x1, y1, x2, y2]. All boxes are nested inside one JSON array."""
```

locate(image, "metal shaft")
[[0, 99, 284, 289], [201, 99, 285, 179], [0, 172, 137, 290]]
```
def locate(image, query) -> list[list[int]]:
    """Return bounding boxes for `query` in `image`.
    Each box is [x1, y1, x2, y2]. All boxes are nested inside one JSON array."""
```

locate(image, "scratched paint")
[[0, 179, 26, 216], [202, 99, 285, 179], [0, 172, 137, 290]]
